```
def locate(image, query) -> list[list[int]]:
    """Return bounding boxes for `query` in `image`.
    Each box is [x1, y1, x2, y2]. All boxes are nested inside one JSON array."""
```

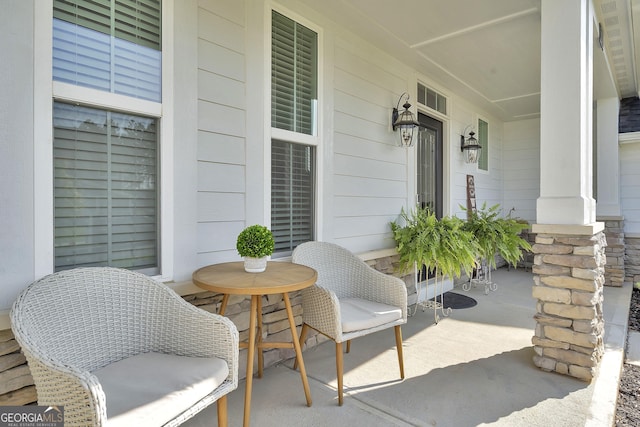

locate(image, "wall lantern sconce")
[[392, 92, 419, 148], [460, 126, 481, 164]]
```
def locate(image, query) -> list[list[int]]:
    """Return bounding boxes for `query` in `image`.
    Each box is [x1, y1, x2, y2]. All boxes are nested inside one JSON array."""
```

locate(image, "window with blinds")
[[53, 102, 158, 272], [271, 140, 315, 255], [271, 10, 318, 135], [478, 119, 489, 171], [53, 0, 162, 102], [270, 10, 318, 255]]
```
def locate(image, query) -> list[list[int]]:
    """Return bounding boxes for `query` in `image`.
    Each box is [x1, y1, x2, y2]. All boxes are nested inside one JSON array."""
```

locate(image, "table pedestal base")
[[220, 293, 312, 427]]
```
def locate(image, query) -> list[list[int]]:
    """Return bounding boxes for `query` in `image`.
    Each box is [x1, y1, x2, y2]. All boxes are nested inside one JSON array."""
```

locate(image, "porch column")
[[532, 0, 605, 381], [595, 97, 621, 217], [596, 97, 625, 287]]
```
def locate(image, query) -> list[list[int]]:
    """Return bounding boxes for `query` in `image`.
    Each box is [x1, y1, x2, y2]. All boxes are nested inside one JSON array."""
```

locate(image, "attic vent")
[[417, 83, 447, 115]]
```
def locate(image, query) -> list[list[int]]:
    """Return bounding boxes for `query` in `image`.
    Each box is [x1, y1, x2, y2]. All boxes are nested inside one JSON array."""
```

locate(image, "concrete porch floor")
[[185, 268, 632, 427]]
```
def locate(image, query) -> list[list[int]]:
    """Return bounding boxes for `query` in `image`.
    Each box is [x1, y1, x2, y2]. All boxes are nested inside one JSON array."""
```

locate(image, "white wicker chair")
[[10, 267, 239, 427], [292, 241, 407, 405]]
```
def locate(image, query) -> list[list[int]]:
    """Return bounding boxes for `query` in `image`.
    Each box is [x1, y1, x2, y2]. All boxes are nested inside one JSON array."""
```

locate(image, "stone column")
[[534, 0, 605, 381], [597, 217, 625, 287], [626, 236, 640, 284], [531, 224, 606, 381]]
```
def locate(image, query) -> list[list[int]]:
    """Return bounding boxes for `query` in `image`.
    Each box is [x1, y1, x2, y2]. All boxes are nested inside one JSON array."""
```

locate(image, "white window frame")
[[477, 115, 490, 173], [266, 3, 324, 249], [415, 79, 452, 216], [34, 0, 174, 281]]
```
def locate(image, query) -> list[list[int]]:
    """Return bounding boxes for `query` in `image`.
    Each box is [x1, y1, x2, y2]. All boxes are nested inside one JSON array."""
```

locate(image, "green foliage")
[[390, 206, 478, 279], [461, 203, 532, 268], [236, 225, 275, 258]]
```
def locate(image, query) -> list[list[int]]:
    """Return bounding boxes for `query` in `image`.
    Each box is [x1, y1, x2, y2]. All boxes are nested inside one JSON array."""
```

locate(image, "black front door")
[[417, 113, 443, 281], [417, 113, 443, 218]]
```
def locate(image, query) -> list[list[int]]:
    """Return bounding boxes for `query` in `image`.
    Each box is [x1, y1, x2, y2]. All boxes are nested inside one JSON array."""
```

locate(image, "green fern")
[[461, 203, 531, 268], [390, 206, 478, 279]]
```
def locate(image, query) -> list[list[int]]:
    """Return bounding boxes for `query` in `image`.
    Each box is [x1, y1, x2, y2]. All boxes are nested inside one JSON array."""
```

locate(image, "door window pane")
[[417, 113, 443, 218]]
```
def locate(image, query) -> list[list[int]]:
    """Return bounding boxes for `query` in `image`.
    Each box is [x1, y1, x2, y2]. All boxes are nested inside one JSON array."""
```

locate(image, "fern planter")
[[461, 203, 532, 293], [390, 206, 478, 322]]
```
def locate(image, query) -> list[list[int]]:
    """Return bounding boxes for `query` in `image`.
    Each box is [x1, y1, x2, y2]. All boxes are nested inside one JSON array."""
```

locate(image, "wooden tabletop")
[[192, 261, 317, 295]]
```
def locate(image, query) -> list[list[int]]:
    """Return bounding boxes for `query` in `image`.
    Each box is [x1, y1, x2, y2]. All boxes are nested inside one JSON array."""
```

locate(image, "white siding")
[[0, 1, 35, 312], [331, 38, 410, 252], [0, 0, 537, 317], [196, 0, 247, 266], [621, 142, 640, 235], [450, 106, 505, 219], [503, 119, 540, 224]]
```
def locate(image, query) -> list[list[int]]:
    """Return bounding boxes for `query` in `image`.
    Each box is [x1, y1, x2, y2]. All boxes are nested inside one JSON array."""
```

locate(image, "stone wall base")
[[598, 217, 625, 287], [0, 329, 36, 406], [626, 236, 640, 285], [531, 228, 606, 381]]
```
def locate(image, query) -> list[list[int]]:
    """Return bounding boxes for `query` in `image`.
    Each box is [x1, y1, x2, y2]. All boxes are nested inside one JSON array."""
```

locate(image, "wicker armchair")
[[10, 267, 239, 427], [292, 241, 407, 405]]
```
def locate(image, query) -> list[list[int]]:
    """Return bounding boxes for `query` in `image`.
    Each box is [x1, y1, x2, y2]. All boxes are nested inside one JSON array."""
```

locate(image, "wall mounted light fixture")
[[392, 92, 419, 148], [460, 126, 481, 164]]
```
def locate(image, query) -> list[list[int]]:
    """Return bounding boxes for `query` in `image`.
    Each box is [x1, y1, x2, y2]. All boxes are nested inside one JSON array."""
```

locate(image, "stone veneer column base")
[[625, 236, 640, 284], [530, 223, 606, 381], [597, 216, 625, 287]]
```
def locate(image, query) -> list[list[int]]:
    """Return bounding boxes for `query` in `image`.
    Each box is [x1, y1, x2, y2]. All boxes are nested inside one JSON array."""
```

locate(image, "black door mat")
[[440, 292, 477, 309]]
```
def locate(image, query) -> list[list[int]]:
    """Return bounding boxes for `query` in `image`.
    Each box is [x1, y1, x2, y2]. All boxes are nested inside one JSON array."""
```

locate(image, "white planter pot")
[[243, 256, 268, 273]]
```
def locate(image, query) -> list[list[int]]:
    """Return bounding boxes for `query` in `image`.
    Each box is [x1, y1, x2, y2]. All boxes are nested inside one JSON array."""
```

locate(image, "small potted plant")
[[236, 224, 275, 273]]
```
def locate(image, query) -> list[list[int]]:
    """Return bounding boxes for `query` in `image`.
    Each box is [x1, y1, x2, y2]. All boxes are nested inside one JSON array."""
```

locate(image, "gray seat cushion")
[[93, 352, 228, 427], [340, 298, 403, 333]]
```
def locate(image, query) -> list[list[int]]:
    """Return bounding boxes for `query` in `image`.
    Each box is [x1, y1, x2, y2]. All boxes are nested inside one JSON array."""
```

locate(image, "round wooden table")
[[193, 261, 317, 427]]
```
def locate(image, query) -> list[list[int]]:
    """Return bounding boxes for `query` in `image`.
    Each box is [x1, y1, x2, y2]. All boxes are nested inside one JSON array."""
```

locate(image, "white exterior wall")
[[0, 2, 35, 314], [448, 100, 505, 220], [330, 36, 411, 252], [620, 139, 640, 235], [503, 119, 541, 224], [0, 0, 511, 321], [195, 1, 248, 268]]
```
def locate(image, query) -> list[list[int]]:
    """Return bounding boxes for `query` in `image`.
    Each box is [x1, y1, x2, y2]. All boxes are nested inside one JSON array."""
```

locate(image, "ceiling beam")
[[410, 8, 539, 49]]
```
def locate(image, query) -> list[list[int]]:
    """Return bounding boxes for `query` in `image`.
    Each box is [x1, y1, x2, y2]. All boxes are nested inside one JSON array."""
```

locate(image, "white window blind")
[[53, 102, 158, 272], [53, 0, 162, 102], [271, 10, 317, 135], [478, 119, 489, 171], [271, 140, 315, 255]]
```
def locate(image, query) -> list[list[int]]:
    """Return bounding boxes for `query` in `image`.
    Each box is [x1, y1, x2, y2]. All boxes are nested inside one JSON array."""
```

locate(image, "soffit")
[[296, 0, 639, 121]]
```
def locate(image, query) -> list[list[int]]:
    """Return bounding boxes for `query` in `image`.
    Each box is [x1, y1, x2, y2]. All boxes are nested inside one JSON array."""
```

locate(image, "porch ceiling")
[[299, 0, 640, 122]]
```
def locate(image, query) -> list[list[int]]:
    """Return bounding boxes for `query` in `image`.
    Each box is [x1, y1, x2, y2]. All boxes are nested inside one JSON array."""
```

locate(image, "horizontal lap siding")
[[621, 143, 640, 235], [468, 124, 505, 214], [197, 2, 246, 264], [332, 41, 408, 252], [503, 119, 540, 223]]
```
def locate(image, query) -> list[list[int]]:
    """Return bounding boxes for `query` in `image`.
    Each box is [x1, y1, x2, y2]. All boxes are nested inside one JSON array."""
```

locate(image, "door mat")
[[440, 292, 477, 309]]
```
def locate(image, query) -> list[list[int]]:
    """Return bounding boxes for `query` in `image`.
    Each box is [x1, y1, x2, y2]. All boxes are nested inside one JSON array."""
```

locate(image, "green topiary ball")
[[236, 225, 275, 258]]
